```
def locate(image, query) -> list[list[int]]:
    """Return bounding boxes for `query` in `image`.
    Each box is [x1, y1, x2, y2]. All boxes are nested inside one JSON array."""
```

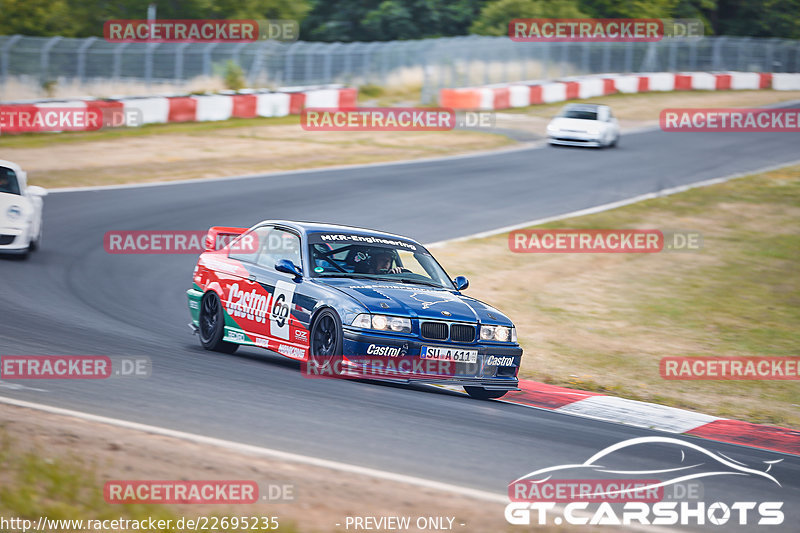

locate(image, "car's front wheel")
[[199, 291, 238, 354], [465, 386, 508, 400], [310, 308, 343, 357]]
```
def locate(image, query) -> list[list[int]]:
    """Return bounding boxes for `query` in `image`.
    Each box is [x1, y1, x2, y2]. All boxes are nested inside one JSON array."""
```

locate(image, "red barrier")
[[492, 87, 510, 110], [231, 94, 257, 118], [288, 93, 306, 115], [167, 97, 197, 122]]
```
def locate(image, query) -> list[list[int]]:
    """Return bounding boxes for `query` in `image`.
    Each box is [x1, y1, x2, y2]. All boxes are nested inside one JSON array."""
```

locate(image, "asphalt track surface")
[[2, 125, 800, 531]]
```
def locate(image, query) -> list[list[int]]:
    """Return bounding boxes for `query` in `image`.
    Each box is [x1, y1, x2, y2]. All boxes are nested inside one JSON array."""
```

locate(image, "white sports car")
[[547, 103, 620, 148], [0, 160, 47, 258]]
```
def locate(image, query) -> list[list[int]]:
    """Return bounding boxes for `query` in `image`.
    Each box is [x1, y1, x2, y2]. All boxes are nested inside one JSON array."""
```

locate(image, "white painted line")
[[425, 159, 800, 248], [47, 142, 539, 194], [556, 395, 720, 434], [0, 395, 680, 533], [0, 394, 505, 503]]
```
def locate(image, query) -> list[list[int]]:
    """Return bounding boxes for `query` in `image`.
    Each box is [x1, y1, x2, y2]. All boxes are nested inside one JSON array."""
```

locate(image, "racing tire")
[[309, 308, 343, 371], [29, 224, 42, 252], [199, 291, 238, 354], [465, 387, 508, 400], [310, 308, 343, 356]]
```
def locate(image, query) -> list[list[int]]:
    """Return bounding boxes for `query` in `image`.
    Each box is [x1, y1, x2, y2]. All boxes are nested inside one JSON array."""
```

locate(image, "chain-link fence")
[[1, 34, 799, 102]]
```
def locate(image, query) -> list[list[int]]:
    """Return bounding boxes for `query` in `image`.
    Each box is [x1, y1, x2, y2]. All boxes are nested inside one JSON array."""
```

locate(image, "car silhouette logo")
[[511, 436, 783, 500]]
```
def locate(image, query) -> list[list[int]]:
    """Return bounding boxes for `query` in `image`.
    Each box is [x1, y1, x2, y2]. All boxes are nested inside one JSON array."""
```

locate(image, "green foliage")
[[470, 0, 587, 36], [300, 0, 485, 41], [0, 0, 310, 38], [218, 60, 245, 90], [0, 0, 797, 39]]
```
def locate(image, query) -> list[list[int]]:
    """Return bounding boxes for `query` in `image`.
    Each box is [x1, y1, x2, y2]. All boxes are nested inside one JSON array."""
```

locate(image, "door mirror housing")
[[453, 275, 469, 291], [27, 185, 48, 197], [275, 259, 302, 279]]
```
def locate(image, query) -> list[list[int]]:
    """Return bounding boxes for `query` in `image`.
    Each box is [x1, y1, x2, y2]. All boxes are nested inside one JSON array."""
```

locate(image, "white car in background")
[[0, 160, 47, 258], [547, 103, 620, 148]]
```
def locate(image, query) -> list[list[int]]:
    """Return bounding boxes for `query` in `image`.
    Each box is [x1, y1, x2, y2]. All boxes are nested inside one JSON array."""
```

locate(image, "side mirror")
[[27, 185, 48, 197], [453, 276, 469, 291], [276, 259, 302, 279]]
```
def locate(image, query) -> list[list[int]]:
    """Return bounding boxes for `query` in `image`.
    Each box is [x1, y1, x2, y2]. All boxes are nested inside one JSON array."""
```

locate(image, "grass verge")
[[435, 165, 800, 428]]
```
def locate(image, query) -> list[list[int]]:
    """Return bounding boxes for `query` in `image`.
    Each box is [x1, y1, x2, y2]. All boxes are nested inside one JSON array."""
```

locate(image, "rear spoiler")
[[204, 226, 248, 252]]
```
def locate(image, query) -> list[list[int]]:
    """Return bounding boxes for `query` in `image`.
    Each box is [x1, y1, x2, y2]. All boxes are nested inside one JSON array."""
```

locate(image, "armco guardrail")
[[440, 72, 800, 110], [0, 86, 356, 133]]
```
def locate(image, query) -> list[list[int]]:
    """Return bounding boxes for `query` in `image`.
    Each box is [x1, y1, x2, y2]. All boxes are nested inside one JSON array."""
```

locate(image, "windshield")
[[560, 108, 598, 120], [308, 233, 452, 289], [0, 167, 20, 195]]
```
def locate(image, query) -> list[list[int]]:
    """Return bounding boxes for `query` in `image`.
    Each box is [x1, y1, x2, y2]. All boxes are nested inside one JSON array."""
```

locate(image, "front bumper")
[[548, 134, 603, 147], [342, 328, 522, 390], [0, 227, 29, 253]]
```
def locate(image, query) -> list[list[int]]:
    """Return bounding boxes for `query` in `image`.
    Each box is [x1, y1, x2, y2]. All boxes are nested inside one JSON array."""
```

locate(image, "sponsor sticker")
[[485, 355, 515, 367]]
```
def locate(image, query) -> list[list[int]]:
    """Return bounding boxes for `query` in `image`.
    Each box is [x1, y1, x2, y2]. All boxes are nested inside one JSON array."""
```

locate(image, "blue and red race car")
[[187, 221, 522, 399]]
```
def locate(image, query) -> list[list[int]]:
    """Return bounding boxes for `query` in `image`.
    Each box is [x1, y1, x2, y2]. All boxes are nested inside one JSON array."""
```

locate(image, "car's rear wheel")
[[199, 291, 238, 354], [465, 387, 508, 400]]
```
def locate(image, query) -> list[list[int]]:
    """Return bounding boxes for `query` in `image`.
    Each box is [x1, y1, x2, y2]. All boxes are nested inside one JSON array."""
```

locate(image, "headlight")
[[547, 124, 558, 132], [351, 314, 411, 334], [587, 127, 600, 135], [480, 325, 515, 342], [6, 205, 22, 221]]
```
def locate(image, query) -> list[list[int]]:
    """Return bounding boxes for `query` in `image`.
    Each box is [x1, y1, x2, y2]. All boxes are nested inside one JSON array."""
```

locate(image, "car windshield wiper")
[[374, 277, 445, 288]]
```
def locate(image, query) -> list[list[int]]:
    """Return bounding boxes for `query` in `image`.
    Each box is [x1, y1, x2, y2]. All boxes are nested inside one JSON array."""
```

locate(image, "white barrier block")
[[304, 89, 340, 108], [478, 88, 494, 110], [509, 85, 531, 107], [610, 75, 640, 93], [578, 78, 605, 99], [256, 93, 290, 117], [772, 73, 800, 90], [690, 72, 717, 90], [729, 72, 760, 90], [194, 95, 234, 121], [541, 82, 567, 103], [647, 72, 675, 91], [124, 97, 168, 124]]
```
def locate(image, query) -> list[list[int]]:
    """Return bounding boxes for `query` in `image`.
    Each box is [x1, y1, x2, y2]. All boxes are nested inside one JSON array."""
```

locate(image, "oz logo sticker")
[[270, 280, 296, 340]]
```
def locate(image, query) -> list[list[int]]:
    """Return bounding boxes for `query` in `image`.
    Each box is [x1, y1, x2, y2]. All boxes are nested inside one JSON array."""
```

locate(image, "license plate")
[[420, 346, 478, 363]]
